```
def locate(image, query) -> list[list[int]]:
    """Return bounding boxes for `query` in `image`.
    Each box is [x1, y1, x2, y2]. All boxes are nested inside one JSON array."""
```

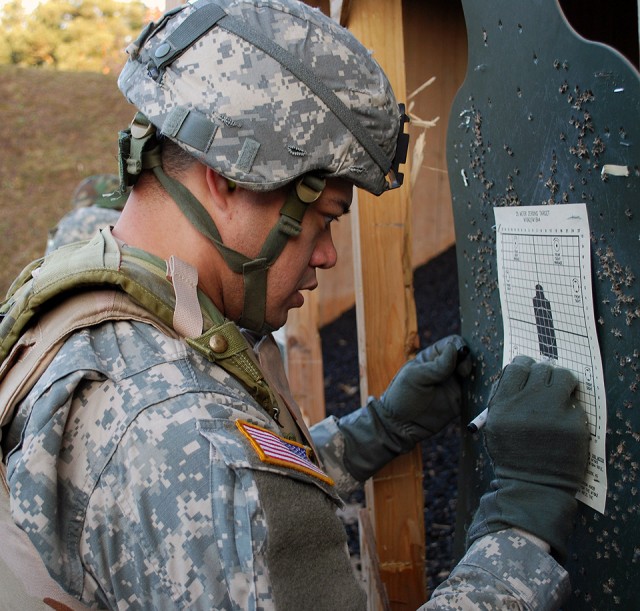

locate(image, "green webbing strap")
[[238, 258, 269, 332], [152, 162, 324, 332], [0, 230, 282, 422], [151, 164, 267, 330], [116, 113, 160, 194], [148, 2, 226, 74], [237, 174, 324, 329], [212, 6, 391, 176], [151, 165, 248, 272], [127, 113, 157, 178], [162, 107, 218, 153], [151, 166, 218, 239], [238, 175, 324, 331]]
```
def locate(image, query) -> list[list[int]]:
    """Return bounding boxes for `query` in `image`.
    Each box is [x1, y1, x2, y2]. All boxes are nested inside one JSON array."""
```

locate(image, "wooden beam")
[[359, 508, 392, 611], [346, 1, 426, 608], [338, 0, 353, 25]]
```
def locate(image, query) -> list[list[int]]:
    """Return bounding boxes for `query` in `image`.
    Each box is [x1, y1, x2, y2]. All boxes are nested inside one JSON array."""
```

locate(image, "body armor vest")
[[0, 227, 318, 608]]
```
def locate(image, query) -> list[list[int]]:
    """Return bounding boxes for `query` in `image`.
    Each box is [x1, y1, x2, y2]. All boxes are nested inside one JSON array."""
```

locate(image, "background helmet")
[[46, 175, 126, 254], [118, 0, 407, 196]]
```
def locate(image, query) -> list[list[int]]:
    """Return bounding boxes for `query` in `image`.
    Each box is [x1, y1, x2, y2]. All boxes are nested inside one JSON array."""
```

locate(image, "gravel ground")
[[321, 245, 461, 593]]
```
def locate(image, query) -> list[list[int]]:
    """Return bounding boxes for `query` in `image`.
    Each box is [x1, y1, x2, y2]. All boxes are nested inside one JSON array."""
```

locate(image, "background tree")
[[0, 0, 148, 73], [0, 1, 30, 65]]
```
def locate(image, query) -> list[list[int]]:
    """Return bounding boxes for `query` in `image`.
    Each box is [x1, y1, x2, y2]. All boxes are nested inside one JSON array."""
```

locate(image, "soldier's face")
[[265, 178, 352, 329], [222, 178, 352, 330]]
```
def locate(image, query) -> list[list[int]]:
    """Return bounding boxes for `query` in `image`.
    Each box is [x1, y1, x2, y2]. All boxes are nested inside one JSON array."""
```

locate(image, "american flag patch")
[[236, 420, 334, 486]]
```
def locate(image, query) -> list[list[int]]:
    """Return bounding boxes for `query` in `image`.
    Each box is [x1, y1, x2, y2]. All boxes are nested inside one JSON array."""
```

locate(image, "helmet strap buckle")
[[117, 113, 160, 193], [295, 175, 325, 203], [387, 103, 410, 189]]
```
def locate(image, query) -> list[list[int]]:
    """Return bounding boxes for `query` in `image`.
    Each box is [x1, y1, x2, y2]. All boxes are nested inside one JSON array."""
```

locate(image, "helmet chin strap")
[[118, 114, 325, 335], [156, 167, 324, 334]]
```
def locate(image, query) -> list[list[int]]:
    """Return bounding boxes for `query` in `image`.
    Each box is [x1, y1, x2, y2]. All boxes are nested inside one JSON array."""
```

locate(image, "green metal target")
[[447, 1, 639, 607]]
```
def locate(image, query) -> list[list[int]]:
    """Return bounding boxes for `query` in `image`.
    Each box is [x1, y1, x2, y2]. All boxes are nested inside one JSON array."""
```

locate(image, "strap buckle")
[[387, 103, 410, 189], [130, 114, 156, 139], [295, 175, 325, 203]]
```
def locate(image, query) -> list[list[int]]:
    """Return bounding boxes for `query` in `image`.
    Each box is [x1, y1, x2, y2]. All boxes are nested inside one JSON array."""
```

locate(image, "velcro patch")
[[236, 420, 334, 486]]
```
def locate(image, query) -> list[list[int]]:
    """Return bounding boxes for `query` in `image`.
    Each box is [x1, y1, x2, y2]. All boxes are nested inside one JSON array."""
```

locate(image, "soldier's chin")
[[262, 294, 304, 331], [264, 311, 288, 333], [291, 291, 305, 309]]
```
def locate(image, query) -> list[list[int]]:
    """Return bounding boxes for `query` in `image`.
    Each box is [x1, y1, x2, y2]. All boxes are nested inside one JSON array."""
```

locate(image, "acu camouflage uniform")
[[1, 228, 365, 609], [0, 235, 572, 610]]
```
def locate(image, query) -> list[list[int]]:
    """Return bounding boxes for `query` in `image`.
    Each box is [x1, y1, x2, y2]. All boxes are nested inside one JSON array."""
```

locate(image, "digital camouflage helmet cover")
[[116, 0, 409, 332]]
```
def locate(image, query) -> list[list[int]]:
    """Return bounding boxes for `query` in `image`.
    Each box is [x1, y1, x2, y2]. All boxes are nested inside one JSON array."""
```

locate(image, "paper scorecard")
[[494, 204, 607, 513]]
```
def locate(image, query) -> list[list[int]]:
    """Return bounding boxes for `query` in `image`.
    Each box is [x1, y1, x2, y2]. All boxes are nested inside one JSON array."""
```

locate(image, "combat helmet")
[[116, 0, 409, 333]]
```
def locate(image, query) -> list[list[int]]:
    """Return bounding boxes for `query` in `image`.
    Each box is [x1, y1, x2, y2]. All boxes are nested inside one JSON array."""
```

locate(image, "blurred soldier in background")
[[46, 174, 125, 253]]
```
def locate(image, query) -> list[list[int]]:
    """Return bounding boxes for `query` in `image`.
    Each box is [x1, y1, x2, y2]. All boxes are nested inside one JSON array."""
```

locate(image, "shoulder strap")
[[0, 289, 176, 432], [0, 228, 282, 427]]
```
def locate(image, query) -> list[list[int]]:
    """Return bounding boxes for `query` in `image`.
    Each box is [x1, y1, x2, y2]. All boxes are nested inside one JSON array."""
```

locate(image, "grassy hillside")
[[0, 65, 135, 294]]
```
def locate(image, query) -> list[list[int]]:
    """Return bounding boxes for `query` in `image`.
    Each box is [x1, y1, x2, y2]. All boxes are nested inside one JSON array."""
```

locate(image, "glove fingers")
[[526, 362, 578, 402], [427, 341, 459, 382], [550, 365, 579, 396], [441, 335, 472, 378], [416, 335, 467, 363], [490, 356, 534, 403], [415, 336, 471, 378], [526, 360, 555, 389], [511, 354, 536, 368]]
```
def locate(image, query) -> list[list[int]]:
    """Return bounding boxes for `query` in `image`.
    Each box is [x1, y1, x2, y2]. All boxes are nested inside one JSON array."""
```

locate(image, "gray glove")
[[337, 335, 471, 481], [467, 356, 590, 562]]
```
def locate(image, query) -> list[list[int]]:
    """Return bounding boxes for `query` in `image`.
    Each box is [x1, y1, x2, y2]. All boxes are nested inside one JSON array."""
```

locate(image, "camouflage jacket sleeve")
[[309, 415, 362, 499], [421, 530, 571, 610], [5, 320, 362, 610]]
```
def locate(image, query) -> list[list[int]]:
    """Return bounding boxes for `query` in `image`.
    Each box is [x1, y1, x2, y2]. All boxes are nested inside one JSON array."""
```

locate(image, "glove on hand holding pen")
[[337, 334, 471, 482], [467, 356, 590, 562]]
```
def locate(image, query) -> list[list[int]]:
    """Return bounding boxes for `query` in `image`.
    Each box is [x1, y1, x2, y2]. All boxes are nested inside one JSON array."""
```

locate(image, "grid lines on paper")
[[500, 229, 597, 435]]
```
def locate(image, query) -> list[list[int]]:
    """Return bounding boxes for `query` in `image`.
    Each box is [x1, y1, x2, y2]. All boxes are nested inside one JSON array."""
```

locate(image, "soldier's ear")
[[204, 168, 237, 213]]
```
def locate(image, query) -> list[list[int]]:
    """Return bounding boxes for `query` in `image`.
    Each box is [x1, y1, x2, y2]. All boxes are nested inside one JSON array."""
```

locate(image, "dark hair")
[[161, 138, 198, 178]]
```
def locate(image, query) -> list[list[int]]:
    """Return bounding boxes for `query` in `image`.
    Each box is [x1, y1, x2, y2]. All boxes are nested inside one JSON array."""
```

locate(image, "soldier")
[[0, 1, 588, 609], [46, 174, 126, 253]]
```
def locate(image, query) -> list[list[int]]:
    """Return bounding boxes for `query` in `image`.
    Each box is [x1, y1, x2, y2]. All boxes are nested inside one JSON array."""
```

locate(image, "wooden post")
[[346, 1, 426, 608]]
